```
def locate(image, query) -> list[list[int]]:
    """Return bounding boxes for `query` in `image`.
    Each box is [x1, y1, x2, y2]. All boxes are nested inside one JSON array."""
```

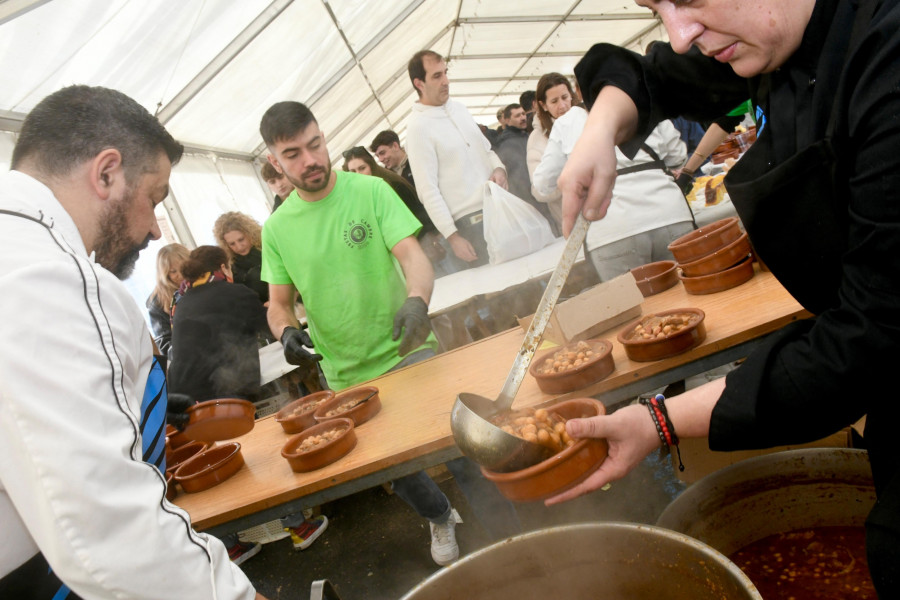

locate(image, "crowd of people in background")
[[138, 46, 721, 572], [0, 26, 760, 599]]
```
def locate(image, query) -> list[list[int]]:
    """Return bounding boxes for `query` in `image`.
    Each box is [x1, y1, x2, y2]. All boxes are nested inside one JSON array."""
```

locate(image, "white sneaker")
[[430, 508, 462, 566]]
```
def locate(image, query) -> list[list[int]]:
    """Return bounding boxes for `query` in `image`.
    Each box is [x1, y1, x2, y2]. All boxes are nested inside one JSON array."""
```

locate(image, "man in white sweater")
[[405, 50, 508, 267]]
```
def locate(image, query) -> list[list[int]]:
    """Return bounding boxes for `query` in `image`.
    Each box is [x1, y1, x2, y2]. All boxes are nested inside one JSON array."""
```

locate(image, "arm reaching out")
[[545, 377, 724, 505], [558, 86, 639, 237]]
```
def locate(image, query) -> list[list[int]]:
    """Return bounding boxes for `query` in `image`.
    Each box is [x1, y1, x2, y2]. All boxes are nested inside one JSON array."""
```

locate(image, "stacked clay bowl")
[[181, 398, 256, 442], [165, 440, 210, 476], [173, 442, 245, 493], [630, 260, 678, 297], [668, 218, 754, 294]]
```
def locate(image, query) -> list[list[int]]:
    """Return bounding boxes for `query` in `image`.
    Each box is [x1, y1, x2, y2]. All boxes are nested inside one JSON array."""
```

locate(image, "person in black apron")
[[544, 1, 900, 596]]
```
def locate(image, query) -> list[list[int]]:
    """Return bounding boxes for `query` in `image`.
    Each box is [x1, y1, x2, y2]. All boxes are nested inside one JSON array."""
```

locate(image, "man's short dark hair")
[[503, 103, 522, 120], [260, 161, 281, 180], [519, 90, 536, 111], [260, 101, 317, 147], [408, 50, 443, 96], [369, 130, 401, 153], [11, 85, 183, 182]]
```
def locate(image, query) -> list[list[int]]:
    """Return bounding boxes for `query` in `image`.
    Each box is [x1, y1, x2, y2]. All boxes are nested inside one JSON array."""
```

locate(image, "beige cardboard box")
[[517, 273, 644, 345], [673, 427, 855, 484]]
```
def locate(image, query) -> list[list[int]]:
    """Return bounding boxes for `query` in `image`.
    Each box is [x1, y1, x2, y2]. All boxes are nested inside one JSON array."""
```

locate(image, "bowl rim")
[[678, 256, 753, 282], [166, 440, 210, 472], [173, 442, 241, 481], [482, 398, 606, 481], [275, 390, 336, 423], [314, 385, 380, 421], [616, 308, 706, 347], [677, 231, 750, 270], [186, 397, 255, 414], [529, 339, 613, 380], [667, 216, 740, 252], [630, 259, 676, 282], [281, 417, 355, 459]]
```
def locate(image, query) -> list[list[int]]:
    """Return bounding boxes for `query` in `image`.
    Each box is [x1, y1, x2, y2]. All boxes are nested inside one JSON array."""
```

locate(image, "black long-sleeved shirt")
[[575, 0, 900, 493]]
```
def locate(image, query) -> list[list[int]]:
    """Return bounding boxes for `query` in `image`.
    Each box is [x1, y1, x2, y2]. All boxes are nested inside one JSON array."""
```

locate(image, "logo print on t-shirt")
[[343, 219, 374, 249]]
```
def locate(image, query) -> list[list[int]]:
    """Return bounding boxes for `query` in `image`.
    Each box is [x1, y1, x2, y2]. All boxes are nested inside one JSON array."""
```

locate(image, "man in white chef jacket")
[[0, 85, 265, 600]]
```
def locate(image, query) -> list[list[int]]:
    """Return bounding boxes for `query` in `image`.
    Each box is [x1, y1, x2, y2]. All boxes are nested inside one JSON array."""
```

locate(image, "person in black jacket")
[[167, 245, 270, 402], [145, 243, 189, 359], [168, 245, 328, 554], [213, 211, 269, 304], [549, 1, 900, 596]]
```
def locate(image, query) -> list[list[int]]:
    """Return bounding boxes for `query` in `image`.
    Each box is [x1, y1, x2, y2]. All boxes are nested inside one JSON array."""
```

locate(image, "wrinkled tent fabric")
[[0, 0, 666, 308]]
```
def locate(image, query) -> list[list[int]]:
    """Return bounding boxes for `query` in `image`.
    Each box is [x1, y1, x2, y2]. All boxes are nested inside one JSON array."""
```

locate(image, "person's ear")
[[413, 78, 425, 95], [266, 153, 284, 175], [90, 149, 124, 200]]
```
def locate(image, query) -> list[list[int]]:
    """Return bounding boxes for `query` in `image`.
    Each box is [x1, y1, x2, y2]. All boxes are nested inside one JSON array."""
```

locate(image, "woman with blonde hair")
[[146, 243, 190, 358], [212, 211, 268, 303], [525, 73, 576, 230]]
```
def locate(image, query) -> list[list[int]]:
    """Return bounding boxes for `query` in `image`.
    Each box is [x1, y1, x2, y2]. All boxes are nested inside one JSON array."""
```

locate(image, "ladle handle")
[[495, 213, 591, 411]]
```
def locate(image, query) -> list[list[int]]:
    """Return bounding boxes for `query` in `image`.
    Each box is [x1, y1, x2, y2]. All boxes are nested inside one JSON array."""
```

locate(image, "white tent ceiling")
[[0, 0, 665, 164]]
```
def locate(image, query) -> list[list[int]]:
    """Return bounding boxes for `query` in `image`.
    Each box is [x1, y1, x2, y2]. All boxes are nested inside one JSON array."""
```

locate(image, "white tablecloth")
[[430, 238, 583, 314]]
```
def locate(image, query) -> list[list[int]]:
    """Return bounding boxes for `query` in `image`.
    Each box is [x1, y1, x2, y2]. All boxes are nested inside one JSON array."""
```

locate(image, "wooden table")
[[175, 268, 809, 536]]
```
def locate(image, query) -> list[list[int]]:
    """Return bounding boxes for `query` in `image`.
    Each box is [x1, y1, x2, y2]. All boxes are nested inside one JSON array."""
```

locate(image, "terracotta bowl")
[[173, 442, 244, 493], [165, 423, 192, 450], [281, 418, 357, 473], [314, 386, 381, 427], [680, 256, 755, 295], [481, 398, 608, 502], [678, 232, 752, 277], [617, 308, 707, 362], [630, 260, 678, 297], [182, 398, 255, 442], [275, 390, 335, 434], [165, 471, 177, 502], [667, 217, 742, 264], [165, 440, 210, 475], [529, 339, 615, 395]]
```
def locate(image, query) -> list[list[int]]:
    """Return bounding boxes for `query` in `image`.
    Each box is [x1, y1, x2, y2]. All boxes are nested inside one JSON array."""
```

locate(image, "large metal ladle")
[[450, 214, 591, 472]]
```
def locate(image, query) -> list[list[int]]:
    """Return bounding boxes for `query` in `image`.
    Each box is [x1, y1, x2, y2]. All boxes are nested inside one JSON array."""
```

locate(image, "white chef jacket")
[[533, 107, 692, 249], [0, 170, 255, 599]]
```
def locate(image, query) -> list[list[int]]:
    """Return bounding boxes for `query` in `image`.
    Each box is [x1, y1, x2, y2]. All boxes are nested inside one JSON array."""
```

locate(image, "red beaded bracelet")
[[639, 394, 685, 472]]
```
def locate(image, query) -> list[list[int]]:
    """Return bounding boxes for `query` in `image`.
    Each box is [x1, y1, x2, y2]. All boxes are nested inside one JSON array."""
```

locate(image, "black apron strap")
[[623, 143, 698, 229]]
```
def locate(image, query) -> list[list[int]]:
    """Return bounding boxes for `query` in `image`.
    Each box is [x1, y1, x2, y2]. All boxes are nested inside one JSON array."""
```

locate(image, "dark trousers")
[[454, 217, 489, 268]]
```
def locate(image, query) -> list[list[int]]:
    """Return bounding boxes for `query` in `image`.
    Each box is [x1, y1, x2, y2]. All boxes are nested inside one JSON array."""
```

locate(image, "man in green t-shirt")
[[259, 101, 521, 566]]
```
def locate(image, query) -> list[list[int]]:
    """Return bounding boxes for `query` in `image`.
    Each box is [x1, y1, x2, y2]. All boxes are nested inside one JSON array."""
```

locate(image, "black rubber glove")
[[392, 296, 432, 357], [166, 393, 196, 431], [281, 325, 323, 378], [675, 171, 695, 196]]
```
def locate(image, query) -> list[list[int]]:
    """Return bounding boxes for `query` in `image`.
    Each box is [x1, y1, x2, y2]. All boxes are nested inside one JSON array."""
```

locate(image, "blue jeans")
[[388, 349, 522, 539]]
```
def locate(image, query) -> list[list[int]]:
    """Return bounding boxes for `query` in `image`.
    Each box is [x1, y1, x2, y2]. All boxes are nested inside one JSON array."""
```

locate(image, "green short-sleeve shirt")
[[261, 170, 436, 389]]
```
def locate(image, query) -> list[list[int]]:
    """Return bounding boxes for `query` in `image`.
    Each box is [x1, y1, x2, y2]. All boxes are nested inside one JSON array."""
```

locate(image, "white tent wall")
[[0, 132, 15, 171], [0, 0, 668, 321]]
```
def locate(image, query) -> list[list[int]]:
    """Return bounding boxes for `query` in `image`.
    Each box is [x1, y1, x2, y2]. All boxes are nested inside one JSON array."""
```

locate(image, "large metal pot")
[[656, 448, 875, 555], [400, 522, 761, 599]]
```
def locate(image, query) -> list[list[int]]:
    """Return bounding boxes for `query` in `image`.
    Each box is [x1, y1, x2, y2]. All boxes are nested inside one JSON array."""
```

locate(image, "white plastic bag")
[[482, 181, 557, 264]]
